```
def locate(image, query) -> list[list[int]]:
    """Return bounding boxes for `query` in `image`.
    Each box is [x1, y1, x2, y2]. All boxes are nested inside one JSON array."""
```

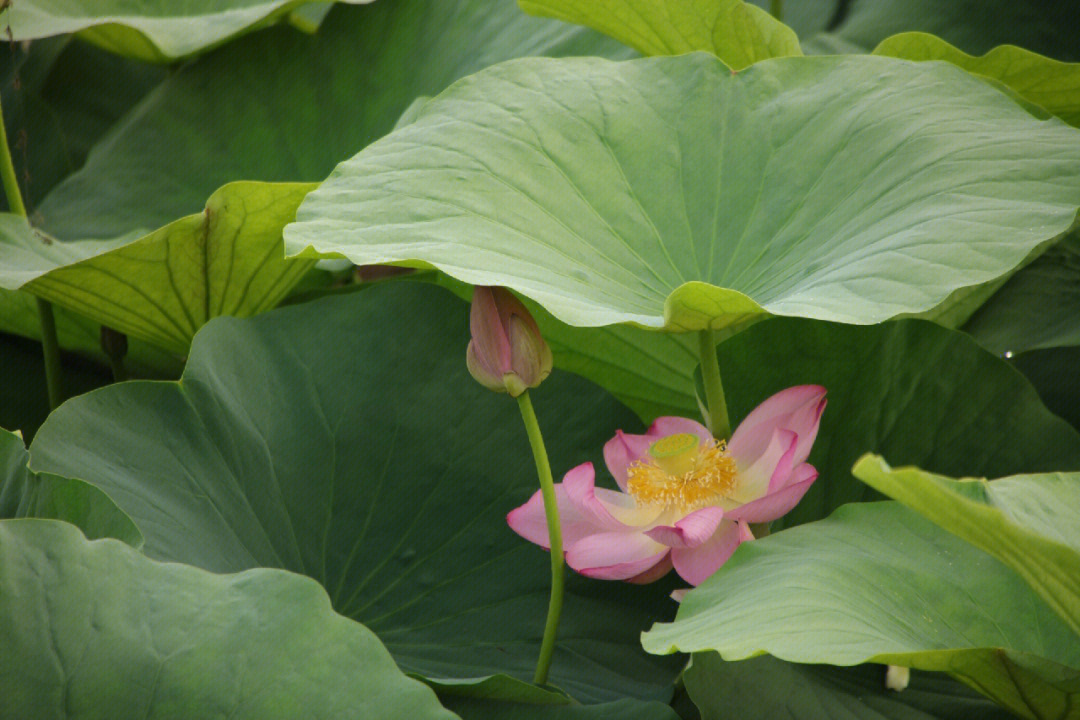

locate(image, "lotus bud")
[[466, 286, 552, 397]]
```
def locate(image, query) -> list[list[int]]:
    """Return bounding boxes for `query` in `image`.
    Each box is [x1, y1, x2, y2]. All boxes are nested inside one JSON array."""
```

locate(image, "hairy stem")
[[517, 391, 564, 686]]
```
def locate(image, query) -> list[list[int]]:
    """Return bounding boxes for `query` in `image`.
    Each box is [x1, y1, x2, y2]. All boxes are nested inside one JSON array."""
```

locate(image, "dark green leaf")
[[30, 282, 685, 703]]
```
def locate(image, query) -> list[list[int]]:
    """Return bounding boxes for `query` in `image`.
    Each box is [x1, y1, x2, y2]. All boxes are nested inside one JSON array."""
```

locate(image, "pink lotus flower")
[[507, 385, 826, 586]]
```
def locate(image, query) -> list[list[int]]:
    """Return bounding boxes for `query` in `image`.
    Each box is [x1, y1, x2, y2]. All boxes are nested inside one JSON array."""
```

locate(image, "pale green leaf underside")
[[0, 0, 373, 62], [0, 182, 316, 354], [642, 502, 1080, 720], [875, 32, 1080, 127], [854, 455, 1080, 638], [285, 54, 1080, 333], [0, 520, 454, 719], [517, 0, 801, 69]]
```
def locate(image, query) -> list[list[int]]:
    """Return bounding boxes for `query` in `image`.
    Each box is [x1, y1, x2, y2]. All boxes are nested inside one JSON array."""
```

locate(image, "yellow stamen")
[[628, 437, 737, 512]]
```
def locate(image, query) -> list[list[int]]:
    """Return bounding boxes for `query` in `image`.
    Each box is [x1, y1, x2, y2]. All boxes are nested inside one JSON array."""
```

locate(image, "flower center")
[[627, 434, 738, 512]]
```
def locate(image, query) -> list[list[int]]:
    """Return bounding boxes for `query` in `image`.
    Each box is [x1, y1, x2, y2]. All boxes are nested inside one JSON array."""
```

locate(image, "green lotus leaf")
[[874, 32, 1080, 126], [3, 1, 631, 358], [518, 0, 801, 68], [29, 281, 685, 704], [963, 235, 1080, 355], [683, 652, 1011, 720], [0, 519, 455, 719], [285, 54, 1080, 333], [0, 183, 317, 354], [0, 429, 140, 545], [1, 37, 164, 212], [0, 0, 373, 62], [35, 1, 632, 244], [853, 455, 1080, 637], [642, 502, 1080, 720]]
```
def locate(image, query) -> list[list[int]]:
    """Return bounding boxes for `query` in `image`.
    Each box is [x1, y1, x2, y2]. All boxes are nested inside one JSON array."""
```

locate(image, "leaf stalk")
[[0, 95, 64, 408]]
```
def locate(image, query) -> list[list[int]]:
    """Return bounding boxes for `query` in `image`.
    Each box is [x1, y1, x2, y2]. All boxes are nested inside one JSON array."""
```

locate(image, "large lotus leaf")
[[683, 652, 1011, 720], [0, 0, 374, 62], [29, 281, 685, 704], [809, 0, 1080, 59], [518, 0, 801, 69], [711, 317, 1080, 528], [963, 234, 1080, 355], [0, 519, 456, 719], [1, 183, 317, 354], [0, 429, 139, 545], [35, 1, 633, 244], [284, 53, 1080, 333], [874, 33, 1080, 126], [853, 455, 1080, 636], [642, 502, 1080, 720], [1, 37, 165, 213], [5, 1, 632, 356]]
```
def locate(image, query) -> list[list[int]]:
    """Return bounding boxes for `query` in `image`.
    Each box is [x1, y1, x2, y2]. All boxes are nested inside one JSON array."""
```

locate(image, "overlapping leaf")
[[875, 32, 1080, 126], [854, 456, 1080, 636], [2, 0, 632, 358], [1, 37, 165, 212], [518, 0, 801, 68], [0, 289, 182, 377], [805, 0, 1080, 58], [0, 0, 372, 62], [963, 235, 1080, 355], [1, 183, 317, 354], [29, 282, 685, 704], [0, 520, 455, 719], [285, 54, 1080, 333], [0, 429, 139, 544], [642, 502, 1080, 719], [683, 652, 1012, 720]]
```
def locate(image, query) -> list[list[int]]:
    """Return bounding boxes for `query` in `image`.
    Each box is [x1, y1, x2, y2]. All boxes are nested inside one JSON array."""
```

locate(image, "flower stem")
[[517, 390, 563, 686], [698, 329, 731, 440], [770, 0, 784, 20], [0, 96, 63, 408]]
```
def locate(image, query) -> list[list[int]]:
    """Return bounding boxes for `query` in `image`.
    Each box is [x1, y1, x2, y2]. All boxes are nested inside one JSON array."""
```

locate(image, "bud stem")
[[517, 390, 563, 687], [698, 330, 731, 440]]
